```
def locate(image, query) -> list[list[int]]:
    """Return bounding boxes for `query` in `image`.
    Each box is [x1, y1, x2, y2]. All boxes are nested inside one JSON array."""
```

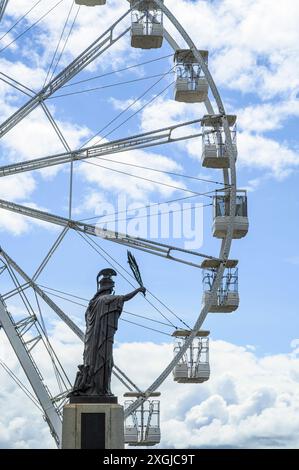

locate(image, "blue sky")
[[0, 0, 298, 449]]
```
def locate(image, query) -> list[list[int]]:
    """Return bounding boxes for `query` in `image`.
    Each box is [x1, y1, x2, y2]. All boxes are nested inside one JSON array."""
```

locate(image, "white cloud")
[[237, 131, 299, 179], [236, 98, 299, 133], [165, 0, 299, 98], [136, 95, 299, 181]]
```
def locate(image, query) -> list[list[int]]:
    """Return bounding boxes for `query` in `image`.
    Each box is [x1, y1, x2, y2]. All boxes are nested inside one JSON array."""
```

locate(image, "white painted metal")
[[0, 0, 8, 22], [124, 0, 238, 419], [173, 333, 210, 383], [213, 216, 249, 239], [0, 248, 141, 395], [124, 397, 160, 446], [175, 77, 209, 103]]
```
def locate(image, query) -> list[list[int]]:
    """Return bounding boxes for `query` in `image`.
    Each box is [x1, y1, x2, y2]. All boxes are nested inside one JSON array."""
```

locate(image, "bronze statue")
[[69, 268, 145, 400]]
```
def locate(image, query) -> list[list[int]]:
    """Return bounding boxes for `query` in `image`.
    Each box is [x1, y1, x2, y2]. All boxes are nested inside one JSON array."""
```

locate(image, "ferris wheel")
[[0, 0, 249, 448]]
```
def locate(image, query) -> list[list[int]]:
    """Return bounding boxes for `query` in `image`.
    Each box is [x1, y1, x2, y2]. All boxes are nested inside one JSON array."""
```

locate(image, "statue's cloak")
[[72, 292, 124, 396]]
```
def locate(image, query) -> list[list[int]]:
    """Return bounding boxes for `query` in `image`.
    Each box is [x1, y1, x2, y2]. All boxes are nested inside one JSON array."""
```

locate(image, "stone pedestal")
[[62, 403, 124, 449]]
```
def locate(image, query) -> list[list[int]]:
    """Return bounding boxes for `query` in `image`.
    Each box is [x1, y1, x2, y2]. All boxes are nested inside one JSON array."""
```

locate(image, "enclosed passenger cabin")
[[75, 0, 106, 5], [124, 392, 161, 446], [202, 262, 239, 313], [213, 189, 249, 239], [201, 114, 237, 168], [174, 49, 209, 103], [173, 330, 210, 383], [130, 1, 164, 49]]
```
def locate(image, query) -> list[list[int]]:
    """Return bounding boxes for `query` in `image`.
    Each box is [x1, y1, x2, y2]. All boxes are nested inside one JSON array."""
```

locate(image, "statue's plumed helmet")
[[97, 268, 117, 293]]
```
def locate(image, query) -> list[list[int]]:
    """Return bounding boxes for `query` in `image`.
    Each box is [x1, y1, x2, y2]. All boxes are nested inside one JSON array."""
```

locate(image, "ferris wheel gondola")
[[0, 0, 248, 448]]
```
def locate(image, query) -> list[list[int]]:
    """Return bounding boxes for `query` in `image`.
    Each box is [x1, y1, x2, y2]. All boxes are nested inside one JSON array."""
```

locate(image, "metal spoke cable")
[[43, 0, 75, 87], [33, 291, 65, 393], [49, 71, 175, 99], [77, 231, 178, 329], [38, 284, 88, 302], [93, 79, 175, 147], [80, 67, 175, 148], [47, 3, 80, 84], [0, 0, 65, 54], [80, 159, 205, 196], [0, 359, 43, 412], [0, 0, 43, 42], [61, 53, 173, 89], [77, 231, 191, 330], [4, 262, 71, 391]]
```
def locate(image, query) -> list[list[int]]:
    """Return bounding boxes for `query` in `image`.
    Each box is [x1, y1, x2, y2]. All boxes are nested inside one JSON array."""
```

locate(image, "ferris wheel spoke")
[[0, 198, 220, 268], [0, 8, 132, 139]]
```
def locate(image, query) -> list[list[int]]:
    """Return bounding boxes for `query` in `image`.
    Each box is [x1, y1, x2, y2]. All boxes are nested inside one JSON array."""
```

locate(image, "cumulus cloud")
[[1, 327, 299, 449]]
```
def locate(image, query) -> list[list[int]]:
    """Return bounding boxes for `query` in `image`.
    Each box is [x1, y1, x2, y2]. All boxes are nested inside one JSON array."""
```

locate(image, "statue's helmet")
[[97, 268, 117, 293]]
